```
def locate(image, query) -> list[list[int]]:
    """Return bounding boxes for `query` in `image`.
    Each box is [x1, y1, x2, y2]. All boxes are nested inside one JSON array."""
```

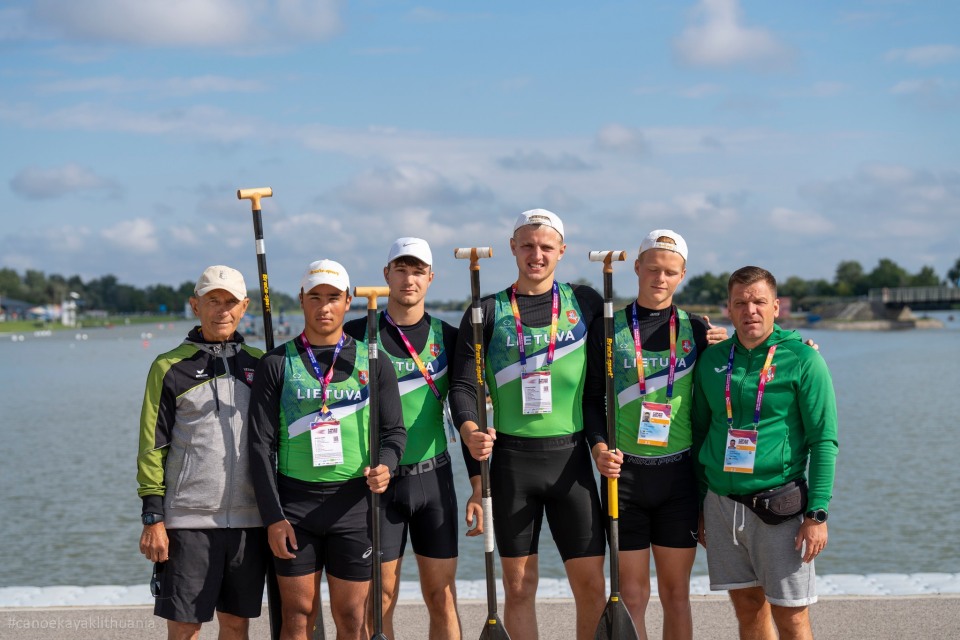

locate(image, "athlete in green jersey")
[[583, 231, 727, 640], [450, 209, 607, 640], [249, 259, 406, 640], [344, 238, 464, 640]]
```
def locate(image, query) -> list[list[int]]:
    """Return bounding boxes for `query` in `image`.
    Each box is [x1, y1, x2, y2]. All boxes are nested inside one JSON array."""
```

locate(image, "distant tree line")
[[2, 255, 958, 314], [674, 258, 955, 307]]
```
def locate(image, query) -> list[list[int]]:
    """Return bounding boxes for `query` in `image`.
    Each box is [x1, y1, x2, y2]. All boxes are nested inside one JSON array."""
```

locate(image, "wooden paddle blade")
[[594, 597, 640, 640], [478, 615, 512, 640]]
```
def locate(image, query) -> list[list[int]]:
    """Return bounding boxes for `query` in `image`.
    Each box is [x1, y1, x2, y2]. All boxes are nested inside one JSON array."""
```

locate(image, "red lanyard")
[[299, 331, 344, 414], [631, 303, 677, 400], [383, 311, 443, 403], [725, 343, 777, 430], [509, 280, 559, 373]]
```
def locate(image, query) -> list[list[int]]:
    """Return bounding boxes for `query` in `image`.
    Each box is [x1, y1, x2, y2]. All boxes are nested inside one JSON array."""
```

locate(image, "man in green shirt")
[[692, 266, 838, 640]]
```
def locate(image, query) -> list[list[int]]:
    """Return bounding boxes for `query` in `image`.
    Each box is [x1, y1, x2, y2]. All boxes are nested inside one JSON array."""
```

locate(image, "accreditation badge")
[[310, 412, 344, 466], [521, 370, 552, 415], [723, 429, 757, 474], [637, 401, 671, 447]]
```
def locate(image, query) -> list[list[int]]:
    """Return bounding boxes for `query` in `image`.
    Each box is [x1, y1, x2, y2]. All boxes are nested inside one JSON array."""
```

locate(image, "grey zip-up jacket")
[[137, 327, 264, 529]]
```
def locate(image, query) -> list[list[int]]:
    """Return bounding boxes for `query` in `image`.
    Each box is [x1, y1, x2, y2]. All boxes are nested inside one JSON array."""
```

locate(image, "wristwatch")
[[805, 509, 828, 523], [142, 513, 164, 525]]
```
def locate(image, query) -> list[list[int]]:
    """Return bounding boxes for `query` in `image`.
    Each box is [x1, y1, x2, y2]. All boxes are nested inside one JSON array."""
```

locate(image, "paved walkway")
[[3, 596, 960, 639]]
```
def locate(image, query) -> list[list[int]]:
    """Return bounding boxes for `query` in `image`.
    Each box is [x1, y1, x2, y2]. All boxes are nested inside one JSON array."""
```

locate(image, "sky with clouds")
[[2, 0, 958, 302]]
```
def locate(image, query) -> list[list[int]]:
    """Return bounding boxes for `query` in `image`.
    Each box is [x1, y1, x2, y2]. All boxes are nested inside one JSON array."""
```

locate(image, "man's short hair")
[[728, 266, 777, 296], [389, 255, 431, 271]]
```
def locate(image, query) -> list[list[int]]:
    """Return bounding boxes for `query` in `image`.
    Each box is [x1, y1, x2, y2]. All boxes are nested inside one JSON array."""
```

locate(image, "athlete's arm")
[[247, 349, 288, 527], [583, 314, 608, 452], [464, 475, 483, 536], [137, 356, 175, 562]]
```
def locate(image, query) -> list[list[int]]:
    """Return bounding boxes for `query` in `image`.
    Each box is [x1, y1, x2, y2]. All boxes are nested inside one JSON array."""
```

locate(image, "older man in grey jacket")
[[137, 265, 267, 640]]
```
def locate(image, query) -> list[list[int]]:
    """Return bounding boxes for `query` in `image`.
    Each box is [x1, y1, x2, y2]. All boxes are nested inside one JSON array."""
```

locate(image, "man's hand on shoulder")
[[702, 315, 729, 345]]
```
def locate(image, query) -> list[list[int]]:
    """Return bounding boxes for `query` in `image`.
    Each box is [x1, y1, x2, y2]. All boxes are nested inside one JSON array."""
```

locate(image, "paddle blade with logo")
[[479, 615, 511, 640], [594, 596, 639, 640]]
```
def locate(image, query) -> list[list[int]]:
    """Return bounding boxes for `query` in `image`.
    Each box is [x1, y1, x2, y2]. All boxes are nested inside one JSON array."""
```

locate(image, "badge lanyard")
[[631, 303, 677, 400], [509, 280, 560, 373], [724, 343, 777, 430], [383, 311, 443, 403], [299, 331, 345, 415]]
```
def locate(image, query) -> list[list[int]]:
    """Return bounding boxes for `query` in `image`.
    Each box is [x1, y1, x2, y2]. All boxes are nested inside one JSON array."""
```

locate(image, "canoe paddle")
[[454, 247, 511, 640], [588, 250, 640, 640], [354, 286, 391, 640], [237, 187, 289, 640]]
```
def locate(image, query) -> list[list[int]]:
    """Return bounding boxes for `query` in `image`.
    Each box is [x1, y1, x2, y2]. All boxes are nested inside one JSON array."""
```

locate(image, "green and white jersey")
[[612, 307, 697, 456], [278, 339, 371, 482], [380, 315, 450, 465], [485, 282, 588, 438]]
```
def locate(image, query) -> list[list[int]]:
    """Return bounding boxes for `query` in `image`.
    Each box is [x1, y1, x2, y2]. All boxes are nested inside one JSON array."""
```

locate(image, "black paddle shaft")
[[251, 209, 274, 350]]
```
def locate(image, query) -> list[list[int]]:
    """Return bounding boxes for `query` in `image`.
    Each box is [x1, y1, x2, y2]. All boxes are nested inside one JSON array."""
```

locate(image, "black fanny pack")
[[728, 479, 808, 525]]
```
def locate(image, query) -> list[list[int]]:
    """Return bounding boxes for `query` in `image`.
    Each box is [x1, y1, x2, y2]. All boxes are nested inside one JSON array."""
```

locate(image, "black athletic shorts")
[[153, 527, 267, 624], [382, 450, 458, 561], [601, 449, 699, 550], [276, 474, 373, 581], [490, 432, 605, 561]]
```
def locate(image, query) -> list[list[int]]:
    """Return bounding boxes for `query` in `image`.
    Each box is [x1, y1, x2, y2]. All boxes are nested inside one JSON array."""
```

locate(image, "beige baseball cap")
[[300, 259, 350, 293], [638, 229, 688, 261], [194, 265, 247, 300]]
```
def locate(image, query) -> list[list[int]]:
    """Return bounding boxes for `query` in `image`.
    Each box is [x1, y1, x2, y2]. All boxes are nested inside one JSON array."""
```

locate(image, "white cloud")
[[36, 75, 267, 96], [28, 0, 341, 48], [497, 150, 596, 172], [331, 164, 494, 210], [885, 45, 960, 67], [673, 0, 790, 70], [10, 164, 119, 200], [595, 124, 647, 155], [769, 207, 834, 234], [101, 218, 158, 253]]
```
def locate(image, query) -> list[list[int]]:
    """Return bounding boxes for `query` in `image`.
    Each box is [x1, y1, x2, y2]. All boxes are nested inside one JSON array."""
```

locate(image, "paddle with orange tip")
[[353, 286, 391, 640], [588, 250, 639, 640]]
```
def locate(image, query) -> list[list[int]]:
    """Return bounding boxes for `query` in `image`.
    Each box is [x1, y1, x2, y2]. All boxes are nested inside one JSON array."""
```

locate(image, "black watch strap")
[[142, 512, 164, 525], [805, 509, 828, 523]]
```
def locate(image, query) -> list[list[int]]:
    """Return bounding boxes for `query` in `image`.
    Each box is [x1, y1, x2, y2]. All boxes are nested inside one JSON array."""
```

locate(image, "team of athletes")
[[138, 208, 836, 640]]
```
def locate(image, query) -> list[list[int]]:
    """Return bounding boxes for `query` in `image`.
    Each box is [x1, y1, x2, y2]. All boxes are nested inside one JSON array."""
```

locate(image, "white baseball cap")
[[300, 259, 350, 293], [195, 265, 247, 300], [387, 237, 433, 266], [513, 208, 564, 240], [638, 229, 688, 262]]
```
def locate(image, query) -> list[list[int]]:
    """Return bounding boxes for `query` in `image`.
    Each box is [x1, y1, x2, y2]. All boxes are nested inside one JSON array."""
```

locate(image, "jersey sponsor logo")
[[430, 343, 440, 357], [358, 370, 368, 386], [566, 309, 579, 325], [682, 339, 692, 354], [393, 360, 438, 375], [714, 365, 729, 374], [505, 330, 578, 348], [243, 368, 255, 383], [296, 388, 365, 401], [362, 546, 373, 559], [195, 368, 209, 379], [292, 371, 303, 380]]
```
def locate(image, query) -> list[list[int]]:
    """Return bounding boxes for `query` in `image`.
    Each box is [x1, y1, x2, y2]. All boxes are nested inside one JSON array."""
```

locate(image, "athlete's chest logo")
[[566, 310, 579, 325], [682, 339, 692, 354], [358, 370, 368, 386], [429, 343, 440, 357], [764, 365, 776, 382]]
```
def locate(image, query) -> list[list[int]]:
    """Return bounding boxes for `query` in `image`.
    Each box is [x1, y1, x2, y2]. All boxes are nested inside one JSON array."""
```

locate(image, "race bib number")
[[637, 401, 671, 447], [521, 370, 552, 415], [310, 413, 344, 466], [723, 429, 757, 474]]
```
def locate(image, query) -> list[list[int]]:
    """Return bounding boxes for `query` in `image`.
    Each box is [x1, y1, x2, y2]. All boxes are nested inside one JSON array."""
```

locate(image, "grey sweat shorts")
[[704, 490, 817, 607]]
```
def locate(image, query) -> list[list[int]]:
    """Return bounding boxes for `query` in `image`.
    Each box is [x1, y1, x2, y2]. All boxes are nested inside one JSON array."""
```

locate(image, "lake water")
[[1, 310, 958, 587]]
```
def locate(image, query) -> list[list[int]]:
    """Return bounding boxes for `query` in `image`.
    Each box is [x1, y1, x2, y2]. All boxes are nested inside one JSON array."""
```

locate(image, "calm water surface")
[[1, 312, 958, 586]]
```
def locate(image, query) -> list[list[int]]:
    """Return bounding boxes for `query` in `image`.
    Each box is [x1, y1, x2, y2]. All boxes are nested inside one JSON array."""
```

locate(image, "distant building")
[[0, 297, 33, 321]]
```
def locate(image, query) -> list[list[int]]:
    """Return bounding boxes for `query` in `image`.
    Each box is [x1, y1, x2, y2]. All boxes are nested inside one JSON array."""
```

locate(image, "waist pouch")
[[728, 479, 808, 525]]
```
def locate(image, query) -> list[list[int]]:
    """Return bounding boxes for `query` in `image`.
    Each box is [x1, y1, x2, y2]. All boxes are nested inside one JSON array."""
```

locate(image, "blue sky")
[[1, 0, 958, 302]]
